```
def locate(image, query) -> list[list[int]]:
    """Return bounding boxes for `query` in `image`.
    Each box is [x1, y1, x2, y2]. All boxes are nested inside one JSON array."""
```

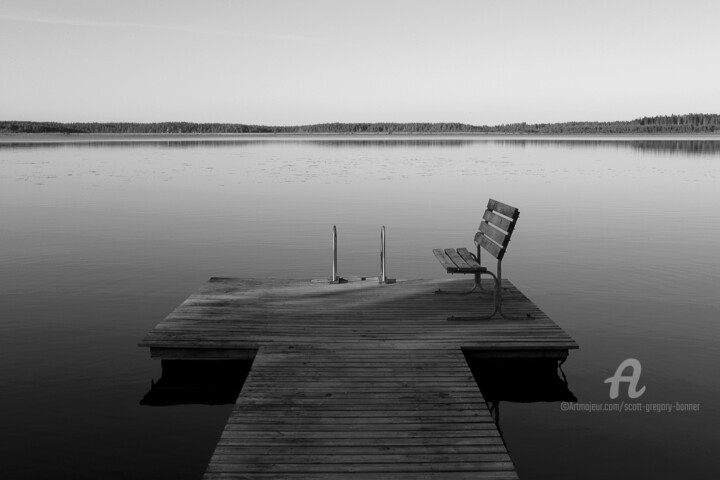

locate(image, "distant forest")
[[2, 114, 720, 135]]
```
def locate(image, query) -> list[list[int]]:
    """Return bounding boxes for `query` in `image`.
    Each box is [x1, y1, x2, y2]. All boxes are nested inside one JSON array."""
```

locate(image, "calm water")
[[1, 135, 719, 478]]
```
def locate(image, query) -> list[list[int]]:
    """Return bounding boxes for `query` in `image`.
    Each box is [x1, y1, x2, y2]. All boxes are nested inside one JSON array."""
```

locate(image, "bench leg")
[[494, 279, 535, 320], [435, 273, 492, 295], [447, 274, 534, 321]]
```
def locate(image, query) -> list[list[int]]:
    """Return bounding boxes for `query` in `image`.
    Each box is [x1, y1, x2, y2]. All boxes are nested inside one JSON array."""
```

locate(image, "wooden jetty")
[[139, 277, 578, 479]]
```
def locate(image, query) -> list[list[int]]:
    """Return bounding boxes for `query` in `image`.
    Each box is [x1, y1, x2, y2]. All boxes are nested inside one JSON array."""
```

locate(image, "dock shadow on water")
[[141, 360, 253, 406], [464, 354, 576, 431]]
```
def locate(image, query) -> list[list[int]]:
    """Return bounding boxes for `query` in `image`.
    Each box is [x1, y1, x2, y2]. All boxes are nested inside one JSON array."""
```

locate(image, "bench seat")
[[432, 248, 487, 274]]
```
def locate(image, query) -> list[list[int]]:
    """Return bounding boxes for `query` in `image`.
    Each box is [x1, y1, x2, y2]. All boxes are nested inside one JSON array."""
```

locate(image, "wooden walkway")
[[139, 277, 578, 479], [208, 346, 514, 479]]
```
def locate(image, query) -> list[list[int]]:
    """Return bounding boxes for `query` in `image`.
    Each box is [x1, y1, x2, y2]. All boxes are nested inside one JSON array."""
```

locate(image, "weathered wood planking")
[[204, 346, 518, 479], [139, 278, 578, 357], [139, 277, 578, 478]]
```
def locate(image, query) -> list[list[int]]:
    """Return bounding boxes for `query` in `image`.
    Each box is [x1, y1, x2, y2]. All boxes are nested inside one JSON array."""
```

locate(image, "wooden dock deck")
[[139, 277, 578, 479]]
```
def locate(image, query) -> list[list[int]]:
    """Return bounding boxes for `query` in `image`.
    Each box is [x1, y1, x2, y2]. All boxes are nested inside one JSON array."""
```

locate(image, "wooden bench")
[[433, 198, 527, 320]]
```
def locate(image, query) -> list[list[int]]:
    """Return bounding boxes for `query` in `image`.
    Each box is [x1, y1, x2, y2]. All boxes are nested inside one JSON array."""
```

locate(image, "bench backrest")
[[474, 199, 520, 260]]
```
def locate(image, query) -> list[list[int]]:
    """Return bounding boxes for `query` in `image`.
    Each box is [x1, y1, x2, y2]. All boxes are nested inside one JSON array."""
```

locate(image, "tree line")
[[2, 114, 719, 135]]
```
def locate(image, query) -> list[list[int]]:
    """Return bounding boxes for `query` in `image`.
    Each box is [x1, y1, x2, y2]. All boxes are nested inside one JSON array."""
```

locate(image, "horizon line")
[[2, 113, 719, 128]]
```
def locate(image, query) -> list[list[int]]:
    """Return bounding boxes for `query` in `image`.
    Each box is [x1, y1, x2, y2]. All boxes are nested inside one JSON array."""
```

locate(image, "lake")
[[1, 135, 719, 479]]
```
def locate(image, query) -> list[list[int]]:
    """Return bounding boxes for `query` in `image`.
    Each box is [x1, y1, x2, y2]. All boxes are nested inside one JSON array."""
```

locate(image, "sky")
[[1, 0, 719, 125]]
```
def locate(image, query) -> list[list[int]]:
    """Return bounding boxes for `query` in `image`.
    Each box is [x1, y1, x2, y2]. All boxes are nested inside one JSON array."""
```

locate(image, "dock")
[[139, 277, 578, 479]]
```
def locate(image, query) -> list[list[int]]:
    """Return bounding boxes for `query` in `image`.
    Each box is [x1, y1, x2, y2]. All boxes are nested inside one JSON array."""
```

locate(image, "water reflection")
[[465, 357, 576, 429], [140, 360, 252, 406], [0, 136, 479, 149], [488, 138, 720, 156], [2, 135, 720, 155]]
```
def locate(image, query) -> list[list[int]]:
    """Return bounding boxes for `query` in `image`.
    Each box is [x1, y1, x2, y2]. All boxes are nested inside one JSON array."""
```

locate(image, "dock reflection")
[[140, 360, 252, 406], [465, 357, 576, 427]]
